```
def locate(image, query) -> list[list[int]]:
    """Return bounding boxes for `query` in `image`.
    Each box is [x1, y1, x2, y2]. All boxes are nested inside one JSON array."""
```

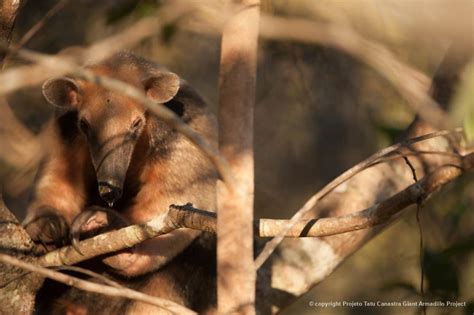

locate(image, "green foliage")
[[134, 0, 160, 18], [450, 59, 474, 147], [161, 23, 177, 44], [375, 124, 405, 144], [106, 0, 161, 25], [106, 1, 139, 24]]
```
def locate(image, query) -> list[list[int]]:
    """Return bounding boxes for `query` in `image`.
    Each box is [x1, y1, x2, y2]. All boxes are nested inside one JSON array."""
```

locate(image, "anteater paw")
[[23, 209, 70, 251]]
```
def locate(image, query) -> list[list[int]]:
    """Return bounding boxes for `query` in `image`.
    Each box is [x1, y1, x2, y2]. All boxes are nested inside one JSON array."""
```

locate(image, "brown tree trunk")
[[217, 0, 260, 313]]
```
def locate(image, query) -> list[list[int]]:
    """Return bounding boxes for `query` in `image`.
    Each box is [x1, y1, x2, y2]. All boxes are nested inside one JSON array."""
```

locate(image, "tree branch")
[[254, 128, 464, 268], [34, 149, 472, 270], [0, 253, 195, 315], [258, 155, 472, 237]]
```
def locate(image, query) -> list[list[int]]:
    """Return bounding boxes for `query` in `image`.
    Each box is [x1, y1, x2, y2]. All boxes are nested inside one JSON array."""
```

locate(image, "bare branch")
[[37, 204, 214, 267], [258, 154, 473, 237], [0, 253, 195, 315], [254, 128, 463, 268], [16, 0, 69, 49]]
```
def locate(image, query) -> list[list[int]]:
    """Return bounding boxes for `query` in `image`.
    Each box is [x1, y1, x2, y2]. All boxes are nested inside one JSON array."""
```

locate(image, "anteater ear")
[[42, 77, 81, 108], [143, 72, 180, 103]]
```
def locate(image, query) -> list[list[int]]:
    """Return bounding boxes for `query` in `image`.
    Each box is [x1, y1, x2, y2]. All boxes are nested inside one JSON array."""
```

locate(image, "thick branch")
[[37, 204, 212, 267]]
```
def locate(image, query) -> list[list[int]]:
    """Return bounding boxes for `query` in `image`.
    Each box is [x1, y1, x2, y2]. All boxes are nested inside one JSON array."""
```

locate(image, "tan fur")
[[25, 121, 90, 225]]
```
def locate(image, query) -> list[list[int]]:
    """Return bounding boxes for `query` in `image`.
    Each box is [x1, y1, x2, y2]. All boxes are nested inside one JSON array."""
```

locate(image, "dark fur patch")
[[164, 99, 184, 117], [56, 110, 79, 143], [145, 113, 176, 159]]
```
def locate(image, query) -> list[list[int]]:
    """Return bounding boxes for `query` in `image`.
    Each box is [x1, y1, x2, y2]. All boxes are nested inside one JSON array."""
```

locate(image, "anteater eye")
[[131, 118, 143, 130], [79, 119, 90, 134]]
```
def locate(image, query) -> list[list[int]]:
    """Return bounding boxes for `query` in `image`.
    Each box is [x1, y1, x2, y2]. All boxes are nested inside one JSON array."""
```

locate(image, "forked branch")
[[37, 151, 472, 269]]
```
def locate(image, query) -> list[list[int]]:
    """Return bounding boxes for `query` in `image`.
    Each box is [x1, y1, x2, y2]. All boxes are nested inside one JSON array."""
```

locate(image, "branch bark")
[[254, 129, 463, 268], [0, 193, 41, 314]]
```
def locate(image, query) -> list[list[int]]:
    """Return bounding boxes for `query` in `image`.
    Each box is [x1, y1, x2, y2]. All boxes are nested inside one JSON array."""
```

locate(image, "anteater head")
[[42, 66, 180, 206]]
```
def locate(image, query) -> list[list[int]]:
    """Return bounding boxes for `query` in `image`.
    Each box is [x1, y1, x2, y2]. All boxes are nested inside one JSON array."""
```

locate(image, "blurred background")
[[0, 0, 472, 314]]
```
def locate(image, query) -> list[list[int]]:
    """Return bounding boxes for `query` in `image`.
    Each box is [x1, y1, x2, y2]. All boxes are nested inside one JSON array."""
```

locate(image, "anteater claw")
[[69, 210, 98, 256], [71, 236, 84, 255], [69, 207, 129, 256]]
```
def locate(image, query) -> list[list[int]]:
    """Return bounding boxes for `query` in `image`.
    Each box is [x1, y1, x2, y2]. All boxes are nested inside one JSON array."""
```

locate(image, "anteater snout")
[[98, 181, 123, 207]]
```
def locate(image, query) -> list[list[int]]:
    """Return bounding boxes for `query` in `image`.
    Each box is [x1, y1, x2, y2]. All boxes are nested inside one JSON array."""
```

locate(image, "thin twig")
[[369, 150, 461, 167], [402, 155, 426, 315], [416, 202, 426, 315], [0, 253, 195, 315], [16, 0, 69, 49], [52, 265, 123, 289], [0, 2, 192, 94]]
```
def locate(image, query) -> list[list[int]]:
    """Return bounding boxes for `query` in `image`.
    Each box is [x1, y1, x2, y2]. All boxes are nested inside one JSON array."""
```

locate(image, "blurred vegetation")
[[0, 1, 472, 314], [450, 60, 474, 146]]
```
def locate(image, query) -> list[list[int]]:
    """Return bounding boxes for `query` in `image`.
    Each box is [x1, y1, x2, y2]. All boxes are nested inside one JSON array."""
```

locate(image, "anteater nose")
[[98, 182, 122, 207]]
